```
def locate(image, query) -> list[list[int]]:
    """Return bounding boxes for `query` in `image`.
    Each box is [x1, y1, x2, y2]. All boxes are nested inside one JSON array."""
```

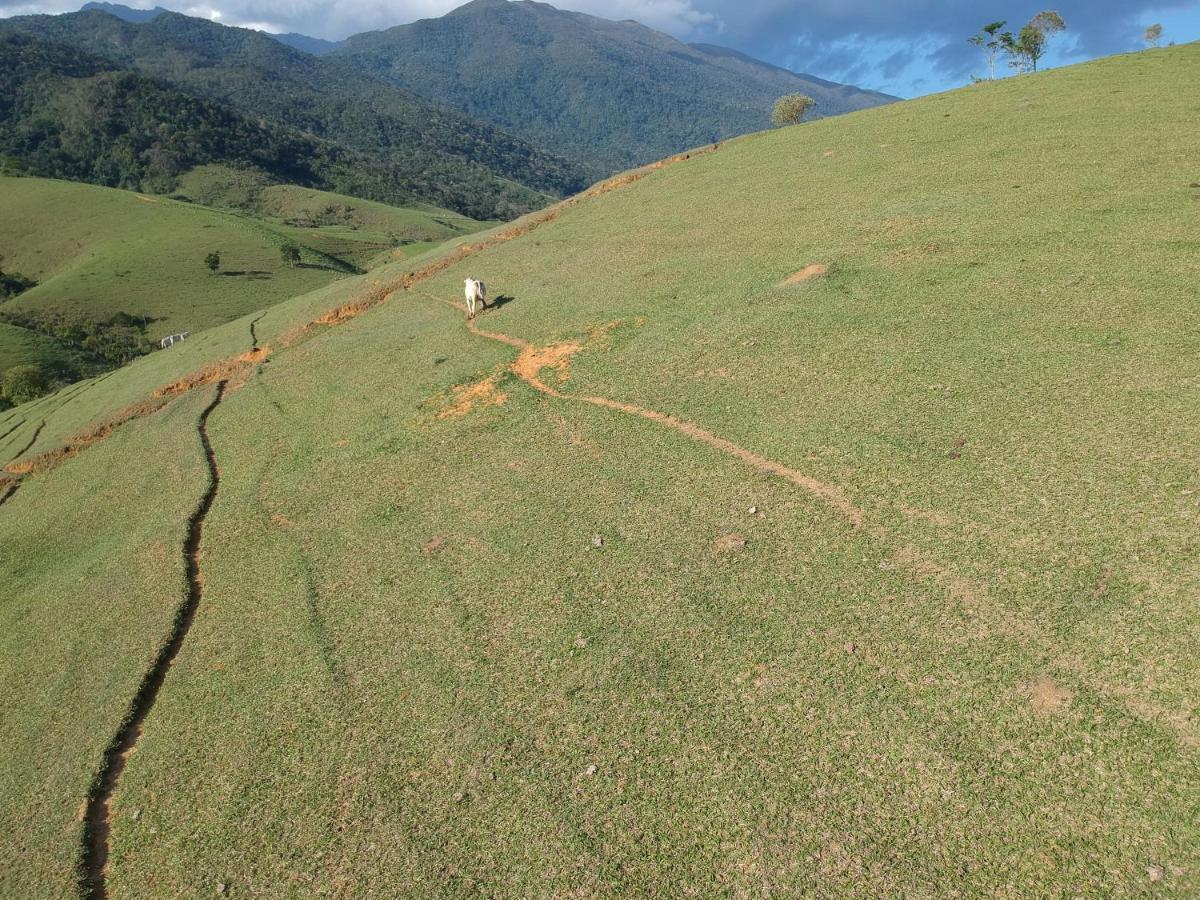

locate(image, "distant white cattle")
[[464, 277, 487, 319]]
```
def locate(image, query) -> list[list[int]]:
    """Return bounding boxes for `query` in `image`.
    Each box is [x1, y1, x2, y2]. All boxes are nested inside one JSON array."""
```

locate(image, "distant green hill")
[[0, 322, 86, 385], [332, 0, 896, 175], [0, 10, 587, 218], [0, 174, 487, 376]]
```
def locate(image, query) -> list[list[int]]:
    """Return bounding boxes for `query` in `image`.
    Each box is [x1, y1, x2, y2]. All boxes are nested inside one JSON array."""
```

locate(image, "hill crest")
[[332, 0, 897, 174]]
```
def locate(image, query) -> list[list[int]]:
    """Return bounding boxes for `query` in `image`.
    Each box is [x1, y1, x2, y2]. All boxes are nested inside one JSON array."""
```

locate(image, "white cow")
[[464, 277, 487, 320]]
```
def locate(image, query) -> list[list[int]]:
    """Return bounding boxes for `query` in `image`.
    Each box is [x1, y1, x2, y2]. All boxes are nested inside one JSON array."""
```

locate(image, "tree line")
[[970, 13, 1167, 81]]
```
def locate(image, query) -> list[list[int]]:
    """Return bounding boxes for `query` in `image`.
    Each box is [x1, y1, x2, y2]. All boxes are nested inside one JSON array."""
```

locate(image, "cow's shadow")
[[487, 294, 516, 311]]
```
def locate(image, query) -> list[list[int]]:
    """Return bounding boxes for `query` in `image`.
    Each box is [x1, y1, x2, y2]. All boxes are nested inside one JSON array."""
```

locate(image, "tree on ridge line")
[[969, 21, 1007, 80], [1000, 10, 1066, 74], [771, 94, 815, 127]]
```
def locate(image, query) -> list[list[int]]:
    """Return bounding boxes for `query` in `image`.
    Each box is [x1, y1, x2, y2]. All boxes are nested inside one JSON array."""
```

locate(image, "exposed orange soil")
[[435, 375, 508, 420], [4, 396, 169, 477], [781, 263, 828, 286], [426, 291, 867, 529], [153, 347, 270, 398], [511, 341, 585, 393]]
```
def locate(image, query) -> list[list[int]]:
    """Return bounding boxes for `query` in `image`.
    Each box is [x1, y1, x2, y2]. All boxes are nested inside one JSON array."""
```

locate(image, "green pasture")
[[0, 175, 488, 373], [1, 44, 1197, 896]]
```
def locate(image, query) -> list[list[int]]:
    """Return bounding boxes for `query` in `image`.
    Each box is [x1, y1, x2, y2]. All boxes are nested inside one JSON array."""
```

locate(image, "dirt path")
[[80, 382, 227, 899], [414, 289, 1200, 751], [420, 290, 865, 528]]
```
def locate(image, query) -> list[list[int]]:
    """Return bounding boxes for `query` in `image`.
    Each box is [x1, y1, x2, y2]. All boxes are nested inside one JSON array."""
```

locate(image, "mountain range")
[[0, 2, 896, 215], [331, 0, 896, 173], [62, 0, 895, 178], [0, 9, 588, 218]]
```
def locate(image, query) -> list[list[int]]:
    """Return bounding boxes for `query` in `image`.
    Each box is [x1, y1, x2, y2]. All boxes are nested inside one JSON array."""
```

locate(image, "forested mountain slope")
[[0, 13, 586, 218], [332, 0, 896, 174]]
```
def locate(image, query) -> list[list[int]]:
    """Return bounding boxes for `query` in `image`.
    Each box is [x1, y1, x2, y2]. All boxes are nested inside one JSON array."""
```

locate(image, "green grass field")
[[0, 321, 86, 380], [1, 43, 1198, 896], [174, 165, 490, 270], [0, 175, 488, 373]]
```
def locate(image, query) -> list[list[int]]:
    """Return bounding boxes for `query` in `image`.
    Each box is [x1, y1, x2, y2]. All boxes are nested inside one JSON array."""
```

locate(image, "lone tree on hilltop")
[[969, 21, 1007, 80], [1003, 11, 1065, 73], [1144, 23, 1163, 47], [280, 243, 302, 268], [772, 93, 815, 127], [204, 251, 221, 274]]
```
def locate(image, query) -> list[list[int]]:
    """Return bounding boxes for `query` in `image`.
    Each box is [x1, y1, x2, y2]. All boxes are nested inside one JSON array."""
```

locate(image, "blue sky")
[[1, 0, 1197, 97]]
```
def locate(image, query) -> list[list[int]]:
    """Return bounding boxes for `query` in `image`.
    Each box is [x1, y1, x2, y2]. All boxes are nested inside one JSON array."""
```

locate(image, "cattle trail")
[[4, 419, 45, 467], [0, 417, 27, 445], [415, 287, 863, 527], [412, 288, 1200, 750], [80, 382, 227, 899]]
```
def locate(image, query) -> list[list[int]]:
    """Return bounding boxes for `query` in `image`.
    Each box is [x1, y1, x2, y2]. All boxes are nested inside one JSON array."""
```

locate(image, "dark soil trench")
[[79, 381, 227, 899]]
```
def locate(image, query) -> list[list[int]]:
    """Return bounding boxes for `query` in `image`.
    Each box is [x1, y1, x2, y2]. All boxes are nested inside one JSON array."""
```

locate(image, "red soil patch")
[[511, 341, 584, 393], [153, 347, 270, 399], [713, 533, 747, 553], [4, 396, 169, 477], [435, 375, 508, 420], [781, 264, 828, 286]]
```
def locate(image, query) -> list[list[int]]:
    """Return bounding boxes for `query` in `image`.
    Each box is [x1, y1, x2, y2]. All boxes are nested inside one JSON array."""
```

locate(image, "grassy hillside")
[[2, 44, 1199, 897], [0, 10, 587, 217], [0, 175, 487, 373], [332, 0, 895, 175], [0, 322, 84, 382], [172, 166, 488, 268]]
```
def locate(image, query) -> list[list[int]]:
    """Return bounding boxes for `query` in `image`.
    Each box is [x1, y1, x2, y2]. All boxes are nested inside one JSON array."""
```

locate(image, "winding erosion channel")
[[80, 381, 228, 899]]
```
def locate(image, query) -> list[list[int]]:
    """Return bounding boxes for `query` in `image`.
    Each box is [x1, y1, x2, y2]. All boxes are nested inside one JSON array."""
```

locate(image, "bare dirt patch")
[[153, 347, 270, 399], [421, 535, 446, 554], [1025, 676, 1072, 714], [512, 341, 584, 392], [713, 533, 748, 553], [435, 375, 508, 420], [781, 264, 829, 286]]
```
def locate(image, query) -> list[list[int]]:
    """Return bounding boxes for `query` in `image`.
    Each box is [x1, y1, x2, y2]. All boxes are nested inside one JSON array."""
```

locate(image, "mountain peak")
[[80, 2, 167, 24], [333, 2, 895, 174]]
